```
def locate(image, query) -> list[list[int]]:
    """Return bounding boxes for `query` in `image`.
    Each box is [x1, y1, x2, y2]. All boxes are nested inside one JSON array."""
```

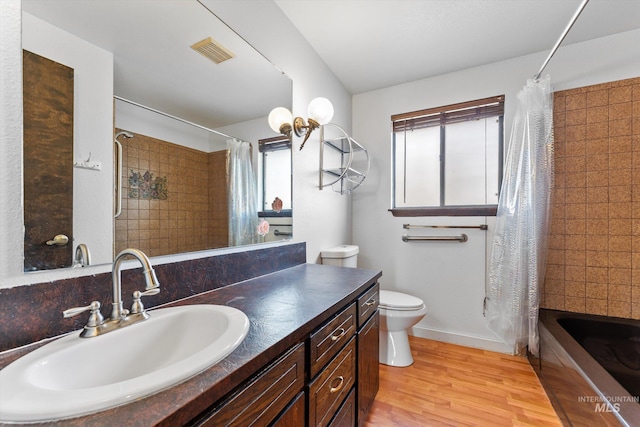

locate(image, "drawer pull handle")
[[365, 298, 376, 306], [329, 376, 344, 393], [331, 328, 346, 341]]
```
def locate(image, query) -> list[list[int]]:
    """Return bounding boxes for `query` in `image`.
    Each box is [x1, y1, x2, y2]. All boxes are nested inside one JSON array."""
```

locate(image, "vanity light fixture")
[[268, 97, 334, 150]]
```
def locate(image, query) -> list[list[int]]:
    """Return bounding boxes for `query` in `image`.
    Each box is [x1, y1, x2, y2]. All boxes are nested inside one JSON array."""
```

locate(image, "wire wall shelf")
[[319, 123, 370, 194]]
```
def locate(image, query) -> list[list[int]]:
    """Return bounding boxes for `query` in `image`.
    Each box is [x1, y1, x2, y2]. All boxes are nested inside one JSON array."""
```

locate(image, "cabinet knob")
[[329, 376, 344, 394], [330, 328, 346, 342]]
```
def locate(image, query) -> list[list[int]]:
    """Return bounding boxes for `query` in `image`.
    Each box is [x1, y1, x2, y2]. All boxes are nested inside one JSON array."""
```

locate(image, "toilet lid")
[[379, 290, 424, 310]]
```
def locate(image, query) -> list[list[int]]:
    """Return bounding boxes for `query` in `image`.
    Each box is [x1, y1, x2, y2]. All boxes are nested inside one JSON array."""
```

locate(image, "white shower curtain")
[[486, 75, 554, 356], [227, 138, 259, 247]]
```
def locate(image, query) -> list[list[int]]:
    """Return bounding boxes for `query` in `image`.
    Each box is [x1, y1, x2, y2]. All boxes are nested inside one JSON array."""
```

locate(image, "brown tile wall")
[[115, 131, 228, 257], [208, 150, 229, 248], [542, 76, 640, 320]]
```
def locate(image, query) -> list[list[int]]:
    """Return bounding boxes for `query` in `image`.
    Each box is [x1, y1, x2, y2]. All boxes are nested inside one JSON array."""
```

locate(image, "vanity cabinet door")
[[357, 311, 379, 426], [271, 391, 305, 427], [308, 337, 356, 427], [328, 388, 356, 427], [194, 343, 305, 427], [309, 303, 357, 378]]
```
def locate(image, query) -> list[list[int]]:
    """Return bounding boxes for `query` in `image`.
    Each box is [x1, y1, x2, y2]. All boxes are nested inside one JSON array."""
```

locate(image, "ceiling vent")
[[190, 37, 235, 64]]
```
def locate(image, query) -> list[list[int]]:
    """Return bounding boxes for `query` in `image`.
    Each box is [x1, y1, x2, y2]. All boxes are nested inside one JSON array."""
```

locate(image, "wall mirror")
[[20, 0, 293, 273]]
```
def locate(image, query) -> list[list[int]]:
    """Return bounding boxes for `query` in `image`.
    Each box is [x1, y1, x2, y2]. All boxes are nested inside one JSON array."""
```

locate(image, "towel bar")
[[402, 234, 468, 243], [403, 224, 487, 230]]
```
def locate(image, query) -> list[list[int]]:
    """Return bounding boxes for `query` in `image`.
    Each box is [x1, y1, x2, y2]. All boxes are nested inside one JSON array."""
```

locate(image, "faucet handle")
[[130, 288, 159, 315], [63, 301, 105, 327]]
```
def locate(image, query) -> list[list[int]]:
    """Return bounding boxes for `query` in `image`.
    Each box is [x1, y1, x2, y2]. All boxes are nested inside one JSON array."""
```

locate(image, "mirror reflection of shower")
[[72, 243, 91, 268], [114, 132, 134, 218]]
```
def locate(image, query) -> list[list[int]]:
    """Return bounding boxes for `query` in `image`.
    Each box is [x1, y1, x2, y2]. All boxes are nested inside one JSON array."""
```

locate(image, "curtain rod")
[[533, 0, 589, 81], [113, 95, 234, 140]]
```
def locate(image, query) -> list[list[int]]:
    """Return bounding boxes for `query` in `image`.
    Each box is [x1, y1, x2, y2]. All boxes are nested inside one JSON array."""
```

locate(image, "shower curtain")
[[486, 75, 554, 356], [227, 138, 259, 247]]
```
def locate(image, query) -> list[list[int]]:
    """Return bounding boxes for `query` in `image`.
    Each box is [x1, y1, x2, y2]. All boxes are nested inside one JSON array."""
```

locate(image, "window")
[[391, 95, 504, 216], [258, 136, 292, 216]]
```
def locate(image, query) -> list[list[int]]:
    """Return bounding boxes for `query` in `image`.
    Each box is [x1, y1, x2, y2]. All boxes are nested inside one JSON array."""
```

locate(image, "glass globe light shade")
[[307, 97, 334, 125], [268, 107, 293, 133]]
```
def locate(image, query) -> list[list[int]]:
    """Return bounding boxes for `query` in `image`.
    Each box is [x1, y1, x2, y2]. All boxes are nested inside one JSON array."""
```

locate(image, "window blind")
[[258, 136, 291, 152], [392, 95, 504, 133]]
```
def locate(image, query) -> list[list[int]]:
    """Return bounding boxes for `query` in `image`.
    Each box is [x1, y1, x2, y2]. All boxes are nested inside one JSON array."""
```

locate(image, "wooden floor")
[[364, 336, 562, 427]]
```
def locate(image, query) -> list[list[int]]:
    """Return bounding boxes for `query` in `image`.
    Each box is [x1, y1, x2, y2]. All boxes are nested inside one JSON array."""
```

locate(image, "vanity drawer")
[[357, 283, 379, 328], [309, 303, 357, 378], [308, 337, 356, 427], [195, 343, 305, 427]]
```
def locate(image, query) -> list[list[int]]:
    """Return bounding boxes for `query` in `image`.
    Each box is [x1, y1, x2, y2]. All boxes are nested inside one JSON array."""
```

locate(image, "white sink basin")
[[0, 304, 250, 422]]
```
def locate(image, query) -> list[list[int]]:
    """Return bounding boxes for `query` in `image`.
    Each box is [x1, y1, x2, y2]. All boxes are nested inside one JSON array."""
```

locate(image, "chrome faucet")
[[72, 243, 91, 268], [63, 248, 160, 338], [111, 248, 160, 320]]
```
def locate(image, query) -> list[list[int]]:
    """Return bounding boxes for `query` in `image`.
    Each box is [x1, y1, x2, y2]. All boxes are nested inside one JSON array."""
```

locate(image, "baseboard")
[[410, 325, 514, 355]]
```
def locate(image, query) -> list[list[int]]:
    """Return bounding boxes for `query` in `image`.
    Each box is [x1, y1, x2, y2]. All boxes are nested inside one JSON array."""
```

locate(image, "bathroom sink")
[[0, 304, 250, 422]]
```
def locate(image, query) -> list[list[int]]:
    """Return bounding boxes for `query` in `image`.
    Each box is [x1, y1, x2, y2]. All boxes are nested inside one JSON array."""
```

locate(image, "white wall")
[[115, 99, 221, 153], [210, 0, 354, 264], [216, 115, 279, 148], [117, 99, 283, 154], [0, 0, 23, 280], [352, 29, 640, 353]]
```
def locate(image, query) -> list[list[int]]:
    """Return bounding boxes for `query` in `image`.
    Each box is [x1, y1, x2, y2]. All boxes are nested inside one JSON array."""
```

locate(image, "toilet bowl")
[[378, 290, 427, 367]]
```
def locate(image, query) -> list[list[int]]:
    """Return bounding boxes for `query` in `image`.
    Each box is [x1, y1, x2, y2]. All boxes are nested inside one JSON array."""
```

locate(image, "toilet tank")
[[320, 245, 359, 268]]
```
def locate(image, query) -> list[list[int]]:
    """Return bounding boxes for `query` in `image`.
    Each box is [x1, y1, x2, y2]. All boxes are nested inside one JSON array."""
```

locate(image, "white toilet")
[[378, 290, 427, 367], [320, 245, 359, 268], [320, 245, 427, 367]]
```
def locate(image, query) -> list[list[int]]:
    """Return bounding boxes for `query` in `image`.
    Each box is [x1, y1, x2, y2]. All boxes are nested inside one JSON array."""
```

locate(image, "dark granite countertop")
[[0, 263, 381, 426]]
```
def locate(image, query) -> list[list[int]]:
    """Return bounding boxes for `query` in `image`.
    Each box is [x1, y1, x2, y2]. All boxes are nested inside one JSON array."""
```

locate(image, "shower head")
[[115, 131, 134, 141]]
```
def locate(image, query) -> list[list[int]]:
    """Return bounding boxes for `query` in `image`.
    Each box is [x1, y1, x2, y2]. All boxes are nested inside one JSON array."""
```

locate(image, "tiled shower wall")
[[115, 131, 228, 257], [542, 76, 640, 320], [208, 150, 229, 248]]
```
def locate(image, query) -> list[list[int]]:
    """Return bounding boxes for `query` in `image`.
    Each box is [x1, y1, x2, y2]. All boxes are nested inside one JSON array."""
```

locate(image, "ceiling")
[[22, 0, 292, 131], [274, 0, 640, 94]]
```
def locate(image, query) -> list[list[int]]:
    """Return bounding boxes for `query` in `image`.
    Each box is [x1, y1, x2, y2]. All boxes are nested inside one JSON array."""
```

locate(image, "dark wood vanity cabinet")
[[308, 283, 380, 427], [329, 388, 356, 427], [190, 281, 379, 427], [356, 312, 379, 426], [309, 303, 357, 377], [356, 283, 379, 426], [356, 285, 378, 327], [308, 337, 356, 426], [271, 392, 306, 426], [192, 343, 305, 426]]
